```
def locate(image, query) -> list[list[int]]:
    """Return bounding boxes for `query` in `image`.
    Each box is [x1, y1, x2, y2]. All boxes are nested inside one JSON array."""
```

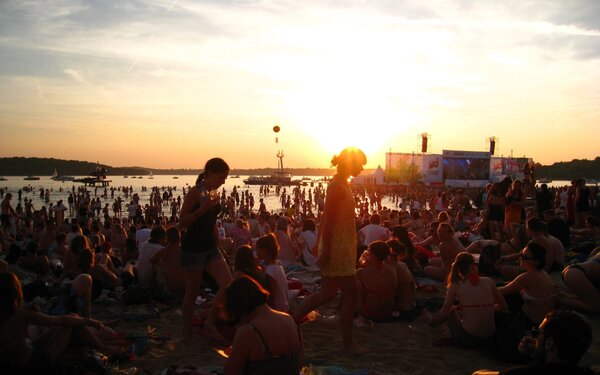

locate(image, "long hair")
[[70, 235, 90, 256], [195, 157, 230, 186], [234, 245, 266, 287], [226, 275, 269, 324], [447, 252, 475, 287], [368, 240, 390, 262], [391, 225, 415, 258], [256, 233, 279, 261], [0, 272, 23, 323]]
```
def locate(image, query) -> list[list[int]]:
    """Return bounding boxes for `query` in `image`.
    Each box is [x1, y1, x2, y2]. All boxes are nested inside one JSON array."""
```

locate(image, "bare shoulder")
[[234, 323, 254, 340]]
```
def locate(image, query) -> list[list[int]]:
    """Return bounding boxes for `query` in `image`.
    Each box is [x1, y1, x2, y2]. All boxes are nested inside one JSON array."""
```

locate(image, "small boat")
[[148, 171, 154, 179], [231, 175, 240, 178], [243, 172, 300, 186], [244, 149, 301, 186], [538, 178, 553, 184], [124, 175, 128, 178], [50, 168, 74, 181], [172, 176, 179, 179], [0, 177, 7, 181], [24, 176, 40, 181]]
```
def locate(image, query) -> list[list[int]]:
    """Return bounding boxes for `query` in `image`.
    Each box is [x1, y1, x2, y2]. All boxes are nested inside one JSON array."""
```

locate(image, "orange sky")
[[1, 1, 599, 169]]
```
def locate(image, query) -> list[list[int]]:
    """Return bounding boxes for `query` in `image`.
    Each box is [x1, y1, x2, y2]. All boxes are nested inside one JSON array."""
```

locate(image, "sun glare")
[[285, 73, 422, 158]]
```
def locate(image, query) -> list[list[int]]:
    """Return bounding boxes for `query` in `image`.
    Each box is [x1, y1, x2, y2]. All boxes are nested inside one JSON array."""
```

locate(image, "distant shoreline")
[[1, 156, 599, 180]]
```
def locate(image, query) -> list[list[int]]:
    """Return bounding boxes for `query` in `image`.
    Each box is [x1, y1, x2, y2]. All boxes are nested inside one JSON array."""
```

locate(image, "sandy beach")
[[89, 267, 600, 375]]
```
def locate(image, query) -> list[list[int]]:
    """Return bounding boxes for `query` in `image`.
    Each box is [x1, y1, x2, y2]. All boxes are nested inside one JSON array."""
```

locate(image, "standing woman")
[[504, 179, 525, 236], [179, 158, 233, 342], [292, 147, 369, 355]]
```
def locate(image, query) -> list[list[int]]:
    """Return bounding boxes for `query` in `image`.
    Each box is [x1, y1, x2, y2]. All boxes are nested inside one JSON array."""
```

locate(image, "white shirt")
[[136, 228, 151, 246], [559, 191, 568, 209], [137, 241, 163, 287], [358, 224, 390, 246], [265, 263, 289, 312], [297, 230, 318, 266]]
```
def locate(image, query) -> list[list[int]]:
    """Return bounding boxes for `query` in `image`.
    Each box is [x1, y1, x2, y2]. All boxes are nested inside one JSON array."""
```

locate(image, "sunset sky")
[[1, 0, 599, 169]]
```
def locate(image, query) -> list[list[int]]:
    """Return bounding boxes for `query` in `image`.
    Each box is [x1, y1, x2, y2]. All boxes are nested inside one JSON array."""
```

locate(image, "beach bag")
[[478, 245, 502, 276]]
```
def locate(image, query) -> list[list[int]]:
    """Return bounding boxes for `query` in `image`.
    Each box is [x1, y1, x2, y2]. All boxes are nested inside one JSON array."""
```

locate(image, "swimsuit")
[[243, 324, 300, 375], [563, 264, 600, 289]]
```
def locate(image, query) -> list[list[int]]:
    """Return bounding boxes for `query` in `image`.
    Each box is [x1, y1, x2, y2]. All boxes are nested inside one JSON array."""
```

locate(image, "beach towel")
[[415, 277, 443, 293]]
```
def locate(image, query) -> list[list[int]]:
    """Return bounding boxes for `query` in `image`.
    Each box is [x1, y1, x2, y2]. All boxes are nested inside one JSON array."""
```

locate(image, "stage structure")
[[385, 150, 532, 187]]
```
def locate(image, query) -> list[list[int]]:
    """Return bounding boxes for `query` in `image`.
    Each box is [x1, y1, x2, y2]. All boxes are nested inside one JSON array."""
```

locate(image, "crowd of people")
[[0, 151, 599, 374]]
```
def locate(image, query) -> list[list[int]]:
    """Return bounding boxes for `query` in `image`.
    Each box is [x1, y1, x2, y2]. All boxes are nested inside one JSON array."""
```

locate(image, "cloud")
[[62, 69, 89, 84]]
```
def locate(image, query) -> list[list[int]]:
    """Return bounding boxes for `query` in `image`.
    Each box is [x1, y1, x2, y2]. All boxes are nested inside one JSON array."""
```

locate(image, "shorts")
[[488, 204, 505, 222], [180, 248, 223, 271]]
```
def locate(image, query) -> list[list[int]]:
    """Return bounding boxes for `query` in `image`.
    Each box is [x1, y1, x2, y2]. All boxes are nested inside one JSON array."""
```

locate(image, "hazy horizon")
[[1, 1, 599, 169]]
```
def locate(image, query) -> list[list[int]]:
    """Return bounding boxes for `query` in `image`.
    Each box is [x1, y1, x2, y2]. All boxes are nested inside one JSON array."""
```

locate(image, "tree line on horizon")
[[0, 156, 598, 180], [0, 157, 337, 177]]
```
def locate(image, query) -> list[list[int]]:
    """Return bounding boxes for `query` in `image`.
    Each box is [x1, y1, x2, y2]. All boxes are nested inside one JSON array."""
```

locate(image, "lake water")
[[0, 175, 329, 216], [0, 175, 575, 216]]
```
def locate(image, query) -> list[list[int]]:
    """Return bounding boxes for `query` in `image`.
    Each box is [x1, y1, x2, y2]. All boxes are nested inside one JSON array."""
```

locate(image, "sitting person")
[[466, 225, 528, 276], [356, 241, 398, 321], [560, 247, 600, 312], [0, 272, 116, 374], [391, 225, 422, 271], [233, 245, 269, 290], [79, 248, 122, 300], [224, 276, 302, 375], [16, 241, 50, 276], [386, 240, 416, 311], [48, 232, 68, 261], [496, 219, 564, 279], [473, 310, 594, 375], [424, 223, 464, 281], [273, 217, 301, 267], [137, 226, 167, 288], [149, 226, 185, 297], [95, 241, 118, 275], [496, 242, 558, 362], [466, 225, 528, 256], [256, 234, 289, 312], [528, 218, 564, 273], [59, 234, 88, 281], [413, 220, 441, 268], [422, 252, 507, 347], [295, 218, 318, 267]]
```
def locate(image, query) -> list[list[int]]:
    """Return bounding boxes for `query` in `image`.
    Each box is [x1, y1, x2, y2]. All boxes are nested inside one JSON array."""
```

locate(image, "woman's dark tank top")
[[181, 185, 221, 253]]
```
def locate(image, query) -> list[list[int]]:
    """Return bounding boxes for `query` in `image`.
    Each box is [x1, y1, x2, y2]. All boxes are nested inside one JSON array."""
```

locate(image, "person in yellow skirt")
[[292, 147, 370, 355]]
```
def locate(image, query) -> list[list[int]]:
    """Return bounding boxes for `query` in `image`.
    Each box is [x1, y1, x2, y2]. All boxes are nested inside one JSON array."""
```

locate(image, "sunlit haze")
[[1, 1, 599, 169]]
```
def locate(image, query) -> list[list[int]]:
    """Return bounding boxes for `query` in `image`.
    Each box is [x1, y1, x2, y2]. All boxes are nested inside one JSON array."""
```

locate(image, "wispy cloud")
[[62, 69, 89, 84]]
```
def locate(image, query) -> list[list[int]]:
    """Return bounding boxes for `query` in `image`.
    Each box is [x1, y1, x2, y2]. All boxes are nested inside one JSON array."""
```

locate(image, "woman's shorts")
[[180, 248, 223, 271], [488, 204, 505, 221]]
